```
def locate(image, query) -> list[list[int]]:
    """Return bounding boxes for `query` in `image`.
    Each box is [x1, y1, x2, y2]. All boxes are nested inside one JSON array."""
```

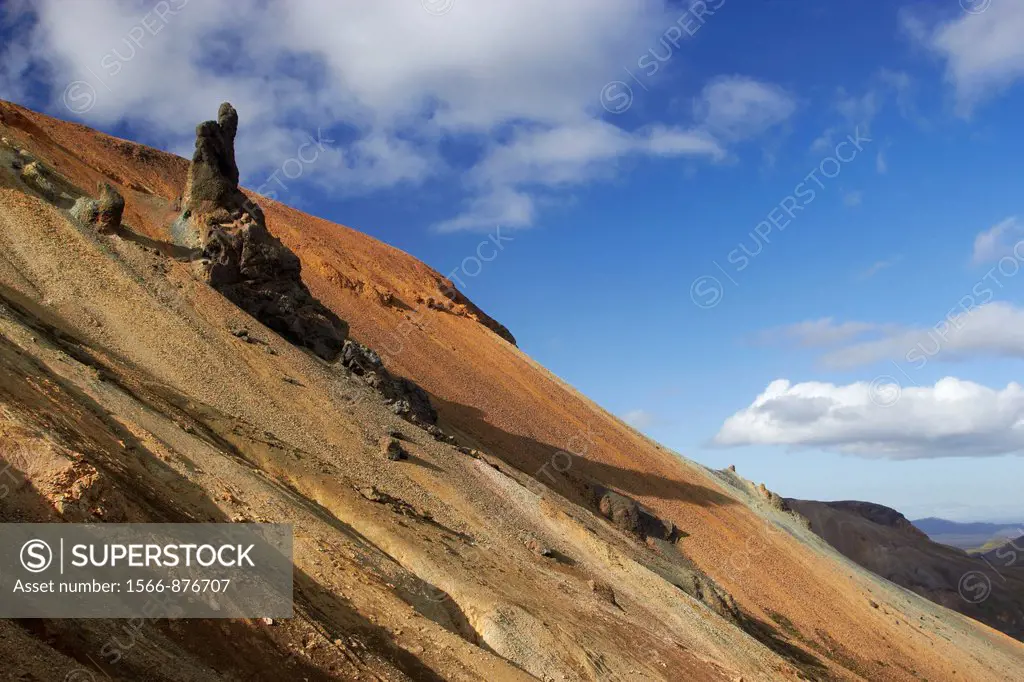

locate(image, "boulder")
[[341, 339, 384, 376], [524, 536, 554, 557], [379, 436, 406, 461], [597, 490, 645, 537], [592, 485, 681, 542], [70, 182, 124, 233], [20, 161, 74, 206]]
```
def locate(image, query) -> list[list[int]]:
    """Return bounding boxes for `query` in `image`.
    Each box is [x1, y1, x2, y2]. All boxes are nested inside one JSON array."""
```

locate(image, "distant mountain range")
[[912, 517, 1023, 550]]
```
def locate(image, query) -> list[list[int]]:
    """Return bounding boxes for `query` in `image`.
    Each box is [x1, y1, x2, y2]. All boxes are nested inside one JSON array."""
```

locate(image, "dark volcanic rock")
[[341, 340, 438, 425], [592, 485, 680, 542], [180, 103, 348, 361], [71, 182, 124, 234], [379, 436, 406, 461], [183, 102, 243, 215], [598, 490, 645, 537], [788, 497, 1024, 641], [341, 339, 384, 375]]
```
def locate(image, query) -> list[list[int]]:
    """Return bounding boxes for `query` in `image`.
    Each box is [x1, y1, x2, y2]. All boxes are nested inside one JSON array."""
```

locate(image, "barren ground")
[[1, 99, 1022, 681]]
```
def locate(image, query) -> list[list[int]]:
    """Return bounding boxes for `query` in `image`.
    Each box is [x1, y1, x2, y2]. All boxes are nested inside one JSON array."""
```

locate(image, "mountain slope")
[[789, 498, 1024, 642], [1, 98, 1023, 681]]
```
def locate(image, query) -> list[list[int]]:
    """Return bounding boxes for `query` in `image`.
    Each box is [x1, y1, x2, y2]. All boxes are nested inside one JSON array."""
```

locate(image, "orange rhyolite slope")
[[2, 98, 1023, 681]]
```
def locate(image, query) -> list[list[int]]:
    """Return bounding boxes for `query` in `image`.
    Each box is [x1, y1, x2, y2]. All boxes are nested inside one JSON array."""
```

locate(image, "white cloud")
[[0, 0, 776, 232], [877, 69, 916, 121], [842, 190, 863, 207], [876, 151, 887, 174], [809, 72, 913, 154], [809, 129, 835, 154], [756, 318, 891, 348], [834, 88, 881, 129], [759, 303, 1024, 369], [622, 409, 656, 430], [972, 216, 1024, 265], [713, 377, 1024, 459], [694, 76, 796, 142], [906, 4, 1024, 114], [435, 188, 536, 233], [437, 120, 724, 231]]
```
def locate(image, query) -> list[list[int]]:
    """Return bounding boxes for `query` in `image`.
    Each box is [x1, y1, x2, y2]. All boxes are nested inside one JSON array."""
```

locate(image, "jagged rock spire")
[[180, 103, 349, 361], [183, 102, 243, 215]]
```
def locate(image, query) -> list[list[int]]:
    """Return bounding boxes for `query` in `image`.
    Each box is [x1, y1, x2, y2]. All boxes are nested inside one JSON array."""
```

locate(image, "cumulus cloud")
[[905, 3, 1024, 114], [0, 0, 785, 232], [972, 217, 1024, 265], [820, 302, 1024, 369], [713, 377, 1024, 459], [760, 303, 1024, 370], [694, 76, 796, 141]]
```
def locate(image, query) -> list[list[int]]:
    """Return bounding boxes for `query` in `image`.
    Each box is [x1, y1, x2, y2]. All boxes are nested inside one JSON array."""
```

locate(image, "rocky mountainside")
[[814, 501, 930, 541], [788, 498, 1024, 642], [1, 98, 1023, 680]]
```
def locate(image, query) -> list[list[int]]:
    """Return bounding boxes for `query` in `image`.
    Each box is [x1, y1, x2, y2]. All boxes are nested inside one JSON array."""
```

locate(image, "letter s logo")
[[20, 539, 53, 573]]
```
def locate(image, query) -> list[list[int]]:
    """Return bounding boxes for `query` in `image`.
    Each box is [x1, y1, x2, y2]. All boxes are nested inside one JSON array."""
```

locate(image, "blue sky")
[[3, 0, 1024, 521]]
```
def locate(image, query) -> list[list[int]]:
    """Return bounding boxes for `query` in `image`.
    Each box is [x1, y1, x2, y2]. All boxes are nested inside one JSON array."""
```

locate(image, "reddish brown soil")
[[1, 99, 1022, 681]]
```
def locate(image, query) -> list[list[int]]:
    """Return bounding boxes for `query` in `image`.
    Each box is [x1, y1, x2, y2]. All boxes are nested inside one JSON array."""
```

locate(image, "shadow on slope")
[[432, 398, 842, 678], [433, 396, 736, 512], [0, 286, 448, 682]]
